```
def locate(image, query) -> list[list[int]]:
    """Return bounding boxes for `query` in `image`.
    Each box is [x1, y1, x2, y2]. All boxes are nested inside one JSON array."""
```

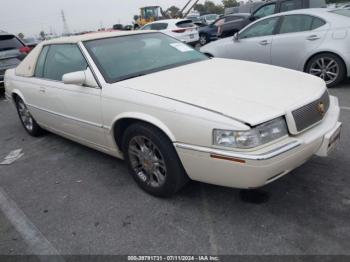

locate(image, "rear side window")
[[43, 44, 87, 81], [279, 15, 325, 34], [176, 20, 195, 28], [311, 17, 326, 29], [34, 46, 49, 78], [151, 23, 168, 30], [280, 0, 302, 12], [0, 35, 24, 51]]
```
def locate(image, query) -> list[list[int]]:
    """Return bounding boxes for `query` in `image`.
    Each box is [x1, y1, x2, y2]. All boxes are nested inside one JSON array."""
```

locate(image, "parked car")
[[23, 37, 39, 49], [220, 0, 327, 37], [113, 24, 124, 30], [225, 2, 264, 15], [5, 31, 341, 197], [201, 8, 350, 87], [217, 13, 251, 38], [186, 15, 201, 23], [140, 19, 199, 46], [0, 31, 29, 91], [196, 17, 227, 46], [124, 25, 133, 31], [200, 14, 220, 25]]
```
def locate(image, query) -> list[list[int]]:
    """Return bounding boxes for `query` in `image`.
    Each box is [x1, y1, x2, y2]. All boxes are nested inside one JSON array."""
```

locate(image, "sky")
[[0, 0, 223, 37]]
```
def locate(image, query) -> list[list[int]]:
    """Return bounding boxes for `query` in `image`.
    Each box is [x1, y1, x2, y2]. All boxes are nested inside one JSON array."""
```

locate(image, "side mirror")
[[62, 68, 98, 88], [233, 32, 239, 42]]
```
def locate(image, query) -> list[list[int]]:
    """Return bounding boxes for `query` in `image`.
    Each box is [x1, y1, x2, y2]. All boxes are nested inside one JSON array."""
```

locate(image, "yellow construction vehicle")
[[134, 6, 167, 29], [133, 0, 201, 29]]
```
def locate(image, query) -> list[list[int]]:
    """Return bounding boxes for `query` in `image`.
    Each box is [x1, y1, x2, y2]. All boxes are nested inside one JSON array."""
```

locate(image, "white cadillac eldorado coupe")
[[4, 31, 341, 197]]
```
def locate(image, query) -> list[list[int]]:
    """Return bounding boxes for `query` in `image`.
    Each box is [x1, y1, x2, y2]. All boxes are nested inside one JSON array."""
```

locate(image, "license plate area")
[[316, 122, 342, 157], [328, 124, 341, 152]]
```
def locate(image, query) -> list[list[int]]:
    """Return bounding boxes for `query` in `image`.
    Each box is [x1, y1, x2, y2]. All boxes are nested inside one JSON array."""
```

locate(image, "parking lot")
[[0, 80, 349, 256]]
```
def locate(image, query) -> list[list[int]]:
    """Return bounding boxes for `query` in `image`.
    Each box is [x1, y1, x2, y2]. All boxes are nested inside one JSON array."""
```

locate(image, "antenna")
[[61, 10, 70, 36]]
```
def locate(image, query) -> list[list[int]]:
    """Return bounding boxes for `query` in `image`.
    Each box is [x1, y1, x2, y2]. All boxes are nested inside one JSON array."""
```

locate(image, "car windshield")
[[0, 35, 24, 51], [330, 9, 350, 17], [84, 33, 208, 83]]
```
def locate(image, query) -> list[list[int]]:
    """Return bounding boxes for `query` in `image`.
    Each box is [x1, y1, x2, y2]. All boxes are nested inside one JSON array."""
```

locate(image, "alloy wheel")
[[128, 136, 167, 188], [309, 57, 339, 85], [17, 100, 34, 131], [199, 35, 207, 46]]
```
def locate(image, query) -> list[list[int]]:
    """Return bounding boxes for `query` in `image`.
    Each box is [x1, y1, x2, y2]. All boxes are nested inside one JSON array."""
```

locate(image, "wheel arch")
[[303, 51, 348, 76], [10, 90, 26, 104], [110, 113, 176, 152]]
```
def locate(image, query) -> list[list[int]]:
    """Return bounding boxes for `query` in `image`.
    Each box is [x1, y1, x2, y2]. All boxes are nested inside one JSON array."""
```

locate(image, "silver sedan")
[[201, 8, 350, 87]]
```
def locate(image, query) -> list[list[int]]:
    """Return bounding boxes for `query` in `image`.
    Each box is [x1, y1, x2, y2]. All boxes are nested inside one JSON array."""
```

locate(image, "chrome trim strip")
[[27, 103, 104, 129], [174, 141, 301, 161]]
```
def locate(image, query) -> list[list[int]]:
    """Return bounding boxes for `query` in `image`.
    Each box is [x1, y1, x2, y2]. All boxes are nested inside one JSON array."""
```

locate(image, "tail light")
[[19, 46, 31, 54], [172, 29, 186, 33]]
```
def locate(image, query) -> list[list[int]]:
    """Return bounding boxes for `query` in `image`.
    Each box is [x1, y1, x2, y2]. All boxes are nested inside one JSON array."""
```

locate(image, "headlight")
[[213, 117, 288, 149]]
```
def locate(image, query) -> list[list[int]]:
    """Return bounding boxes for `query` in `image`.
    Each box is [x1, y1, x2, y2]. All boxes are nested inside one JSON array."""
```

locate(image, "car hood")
[[118, 58, 326, 126]]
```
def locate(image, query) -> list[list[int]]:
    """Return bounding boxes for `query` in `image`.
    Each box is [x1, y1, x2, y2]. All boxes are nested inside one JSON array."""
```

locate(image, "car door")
[[271, 14, 328, 70], [33, 44, 107, 148], [221, 15, 246, 37], [225, 17, 280, 64]]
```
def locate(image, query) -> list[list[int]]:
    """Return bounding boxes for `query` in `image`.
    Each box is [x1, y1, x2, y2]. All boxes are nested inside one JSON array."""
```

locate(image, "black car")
[[196, 18, 226, 46], [0, 31, 28, 90], [218, 0, 327, 38], [216, 13, 251, 38]]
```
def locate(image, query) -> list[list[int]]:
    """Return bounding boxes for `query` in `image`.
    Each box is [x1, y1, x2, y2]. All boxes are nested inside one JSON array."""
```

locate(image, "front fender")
[[109, 112, 177, 142]]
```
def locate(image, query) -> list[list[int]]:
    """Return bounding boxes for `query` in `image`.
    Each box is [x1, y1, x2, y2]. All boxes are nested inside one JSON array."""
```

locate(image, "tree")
[[222, 0, 238, 8], [166, 5, 180, 18], [18, 33, 24, 39], [194, 1, 224, 15]]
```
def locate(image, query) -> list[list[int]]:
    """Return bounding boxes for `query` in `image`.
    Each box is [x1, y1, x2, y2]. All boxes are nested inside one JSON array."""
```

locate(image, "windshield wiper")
[[120, 73, 146, 81]]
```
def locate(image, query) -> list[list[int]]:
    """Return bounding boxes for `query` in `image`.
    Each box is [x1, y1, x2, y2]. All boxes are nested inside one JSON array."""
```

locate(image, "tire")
[[305, 53, 346, 88], [15, 97, 44, 137], [199, 34, 209, 46], [122, 123, 189, 197]]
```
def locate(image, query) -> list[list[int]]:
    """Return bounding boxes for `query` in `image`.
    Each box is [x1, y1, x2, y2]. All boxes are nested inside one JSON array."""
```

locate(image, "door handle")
[[259, 40, 270, 45], [39, 87, 46, 93], [306, 35, 320, 41]]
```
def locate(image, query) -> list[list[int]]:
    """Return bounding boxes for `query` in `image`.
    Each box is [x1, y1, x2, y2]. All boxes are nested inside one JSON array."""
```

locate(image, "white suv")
[[141, 19, 199, 46]]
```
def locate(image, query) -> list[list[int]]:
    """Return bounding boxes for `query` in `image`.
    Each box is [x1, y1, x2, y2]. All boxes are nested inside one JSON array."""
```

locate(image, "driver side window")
[[253, 4, 276, 18], [240, 17, 279, 39]]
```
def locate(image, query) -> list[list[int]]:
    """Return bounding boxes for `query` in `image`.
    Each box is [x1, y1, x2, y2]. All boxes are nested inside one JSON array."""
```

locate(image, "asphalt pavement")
[[0, 81, 350, 256]]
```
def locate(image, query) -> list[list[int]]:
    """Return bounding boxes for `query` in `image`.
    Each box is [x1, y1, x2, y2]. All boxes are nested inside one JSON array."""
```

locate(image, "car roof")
[[255, 8, 350, 26], [227, 13, 251, 17], [40, 30, 155, 45], [15, 30, 158, 77]]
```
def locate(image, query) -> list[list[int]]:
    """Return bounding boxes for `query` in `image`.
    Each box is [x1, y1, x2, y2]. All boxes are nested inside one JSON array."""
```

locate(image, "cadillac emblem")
[[317, 102, 325, 115]]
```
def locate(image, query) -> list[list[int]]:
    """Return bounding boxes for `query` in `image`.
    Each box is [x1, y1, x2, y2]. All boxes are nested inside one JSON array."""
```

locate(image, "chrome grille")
[[292, 91, 330, 133]]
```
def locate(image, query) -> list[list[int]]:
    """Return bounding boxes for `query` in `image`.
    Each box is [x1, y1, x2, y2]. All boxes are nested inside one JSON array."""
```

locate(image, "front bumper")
[[175, 96, 341, 189]]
